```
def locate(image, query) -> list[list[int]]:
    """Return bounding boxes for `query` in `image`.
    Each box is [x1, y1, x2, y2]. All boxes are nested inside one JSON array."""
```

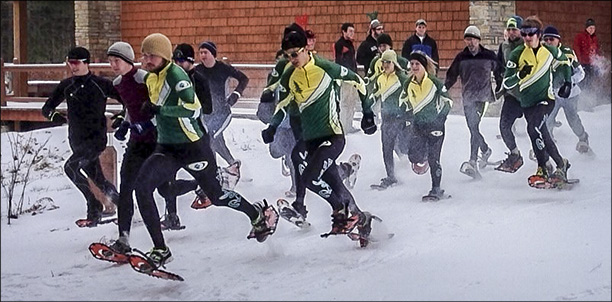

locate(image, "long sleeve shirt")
[[145, 62, 204, 144], [444, 45, 501, 104], [42, 72, 121, 146], [503, 43, 571, 108], [271, 53, 372, 141]]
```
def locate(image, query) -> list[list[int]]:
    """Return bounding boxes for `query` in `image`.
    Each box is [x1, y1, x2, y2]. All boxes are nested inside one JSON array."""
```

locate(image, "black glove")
[[141, 101, 161, 116], [558, 81, 572, 98], [261, 125, 277, 144], [260, 89, 275, 103], [110, 110, 125, 129], [518, 63, 533, 79], [129, 120, 154, 134], [49, 111, 67, 124], [227, 92, 240, 106], [360, 111, 377, 135], [113, 121, 131, 141]]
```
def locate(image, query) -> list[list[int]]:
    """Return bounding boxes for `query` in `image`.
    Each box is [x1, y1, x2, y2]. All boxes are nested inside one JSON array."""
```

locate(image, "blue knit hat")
[[198, 41, 217, 58]]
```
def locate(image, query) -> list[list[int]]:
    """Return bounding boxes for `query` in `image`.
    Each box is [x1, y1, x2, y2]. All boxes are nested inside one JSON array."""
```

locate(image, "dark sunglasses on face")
[[520, 27, 539, 37], [285, 47, 304, 58], [543, 37, 556, 42]]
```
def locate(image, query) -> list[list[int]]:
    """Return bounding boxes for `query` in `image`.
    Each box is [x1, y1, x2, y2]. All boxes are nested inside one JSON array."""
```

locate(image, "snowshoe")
[[190, 188, 213, 210], [460, 161, 482, 179], [89, 242, 130, 264], [321, 207, 360, 238], [478, 148, 493, 169], [343, 153, 361, 189], [370, 177, 397, 190], [128, 248, 183, 281], [495, 152, 524, 173], [276, 198, 310, 228], [247, 200, 279, 242], [348, 211, 375, 248], [160, 213, 186, 231], [422, 188, 451, 202]]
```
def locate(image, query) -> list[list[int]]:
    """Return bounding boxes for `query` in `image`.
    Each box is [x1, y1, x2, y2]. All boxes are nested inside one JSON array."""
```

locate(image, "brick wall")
[[74, 1, 610, 109], [119, 1, 470, 68], [516, 1, 611, 57]]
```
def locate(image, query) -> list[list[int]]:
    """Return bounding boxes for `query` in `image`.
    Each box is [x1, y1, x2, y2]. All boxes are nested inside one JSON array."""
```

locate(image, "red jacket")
[[573, 31, 599, 65]]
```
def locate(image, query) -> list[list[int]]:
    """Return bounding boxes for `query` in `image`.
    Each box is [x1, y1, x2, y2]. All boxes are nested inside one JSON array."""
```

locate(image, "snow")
[[2, 104, 611, 301]]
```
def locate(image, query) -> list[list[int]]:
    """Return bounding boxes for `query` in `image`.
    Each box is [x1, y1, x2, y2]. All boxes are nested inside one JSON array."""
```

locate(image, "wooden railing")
[[2, 58, 455, 131]]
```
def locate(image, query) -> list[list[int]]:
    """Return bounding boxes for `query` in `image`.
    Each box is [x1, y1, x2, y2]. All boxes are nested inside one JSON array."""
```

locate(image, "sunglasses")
[[66, 58, 87, 65], [542, 37, 557, 42], [375, 27, 384, 31], [285, 47, 305, 58], [520, 27, 540, 37]]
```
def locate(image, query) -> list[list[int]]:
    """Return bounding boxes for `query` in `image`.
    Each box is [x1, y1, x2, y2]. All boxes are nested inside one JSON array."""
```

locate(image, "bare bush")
[[1, 132, 51, 224]]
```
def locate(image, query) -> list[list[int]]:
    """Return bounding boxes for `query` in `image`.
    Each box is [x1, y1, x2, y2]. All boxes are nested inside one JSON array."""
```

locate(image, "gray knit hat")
[[107, 41, 135, 65], [464, 25, 481, 40]]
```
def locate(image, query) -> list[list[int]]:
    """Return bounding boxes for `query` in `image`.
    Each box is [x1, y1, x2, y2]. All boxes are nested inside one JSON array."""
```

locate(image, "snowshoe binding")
[[495, 152, 524, 173], [460, 161, 482, 179], [247, 199, 279, 242], [276, 198, 310, 228]]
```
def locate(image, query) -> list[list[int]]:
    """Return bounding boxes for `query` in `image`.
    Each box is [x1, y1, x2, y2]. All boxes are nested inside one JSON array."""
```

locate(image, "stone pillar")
[[74, 1, 121, 63], [468, 1, 516, 50]]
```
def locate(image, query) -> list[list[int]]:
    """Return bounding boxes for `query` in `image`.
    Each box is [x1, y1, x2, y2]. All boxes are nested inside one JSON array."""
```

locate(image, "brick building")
[[73, 1, 610, 106]]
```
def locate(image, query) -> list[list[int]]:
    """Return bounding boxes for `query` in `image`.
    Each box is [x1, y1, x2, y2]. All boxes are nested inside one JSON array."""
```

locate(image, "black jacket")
[[444, 45, 501, 104], [334, 36, 357, 72], [356, 35, 379, 69], [42, 72, 121, 147]]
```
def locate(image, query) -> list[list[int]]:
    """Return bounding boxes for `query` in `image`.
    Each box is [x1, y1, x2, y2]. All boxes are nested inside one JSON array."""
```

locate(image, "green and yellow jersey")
[[270, 53, 373, 141], [502, 43, 571, 108], [145, 62, 204, 144], [371, 69, 410, 116], [400, 72, 452, 125]]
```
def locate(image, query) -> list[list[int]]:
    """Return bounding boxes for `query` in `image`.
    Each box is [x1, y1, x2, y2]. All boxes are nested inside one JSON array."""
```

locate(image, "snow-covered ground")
[[1, 103, 610, 301]]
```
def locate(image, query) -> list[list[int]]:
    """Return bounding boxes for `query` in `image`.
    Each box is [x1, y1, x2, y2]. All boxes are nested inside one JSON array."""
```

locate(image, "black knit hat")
[[67, 46, 90, 64], [198, 41, 217, 58], [376, 33, 393, 47], [282, 23, 307, 50], [542, 26, 561, 39], [585, 18, 596, 28], [173, 43, 195, 63], [409, 51, 428, 68]]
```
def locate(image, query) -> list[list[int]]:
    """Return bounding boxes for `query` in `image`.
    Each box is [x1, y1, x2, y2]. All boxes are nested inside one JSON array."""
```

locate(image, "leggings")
[[134, 135, 258, 248]]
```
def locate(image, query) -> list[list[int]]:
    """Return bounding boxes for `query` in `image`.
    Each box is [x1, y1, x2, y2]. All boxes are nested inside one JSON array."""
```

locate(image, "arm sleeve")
[[334, 40, 343, 64], [502, 48, 521, 90], [229, 64, 249, 96], [193, 71, 213, 114], [444, 56, 460, 89], [401, 39, 411, 59], [41, 80, 68, 119], [431, 39, 440, 66]]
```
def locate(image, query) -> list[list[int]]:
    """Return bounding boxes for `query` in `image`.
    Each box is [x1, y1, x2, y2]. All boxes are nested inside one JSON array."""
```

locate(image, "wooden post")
[[88, 124, 118, 216], [13, 1, 28, 98], [1, 57, 5, 106]]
